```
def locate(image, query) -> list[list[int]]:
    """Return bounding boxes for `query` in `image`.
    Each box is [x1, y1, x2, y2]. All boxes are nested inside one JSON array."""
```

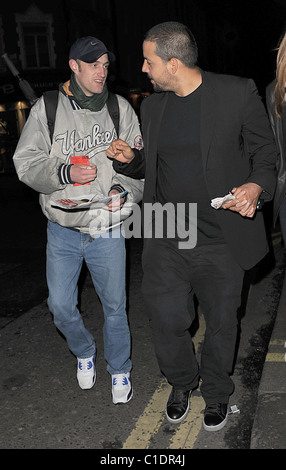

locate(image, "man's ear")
[[69, 59, 78, 73], [168, 57, 179, 75]]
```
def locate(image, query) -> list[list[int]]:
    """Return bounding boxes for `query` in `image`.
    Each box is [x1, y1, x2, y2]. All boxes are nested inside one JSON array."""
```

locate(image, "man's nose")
[[142, 60, 148, 73]]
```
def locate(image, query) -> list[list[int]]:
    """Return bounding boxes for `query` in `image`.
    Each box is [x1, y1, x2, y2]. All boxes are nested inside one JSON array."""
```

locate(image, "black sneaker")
[[166, 388, 191, 424], [203, 403, 228, 431]]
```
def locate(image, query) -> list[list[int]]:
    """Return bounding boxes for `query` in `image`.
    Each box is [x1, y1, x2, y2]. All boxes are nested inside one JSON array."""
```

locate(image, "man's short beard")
[[153, 83, 164, 92], [151, 79, 172, 93]]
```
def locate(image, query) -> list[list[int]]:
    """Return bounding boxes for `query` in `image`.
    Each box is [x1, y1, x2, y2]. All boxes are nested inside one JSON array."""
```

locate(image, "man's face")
[[70, 53, 109, 96], [142, 41, 172, 92]]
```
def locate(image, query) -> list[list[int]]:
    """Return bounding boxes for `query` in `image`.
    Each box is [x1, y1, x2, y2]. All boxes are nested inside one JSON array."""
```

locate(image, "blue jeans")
[[46, 221, 131, 375]]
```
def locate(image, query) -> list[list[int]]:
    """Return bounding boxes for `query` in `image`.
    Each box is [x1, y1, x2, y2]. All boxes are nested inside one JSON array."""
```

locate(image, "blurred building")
[[0, 1, 117, 171], [0, 0, 285, 172]]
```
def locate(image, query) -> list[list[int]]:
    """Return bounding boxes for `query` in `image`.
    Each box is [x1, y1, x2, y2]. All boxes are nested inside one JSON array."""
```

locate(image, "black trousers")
[[142, 238, 245, 405]]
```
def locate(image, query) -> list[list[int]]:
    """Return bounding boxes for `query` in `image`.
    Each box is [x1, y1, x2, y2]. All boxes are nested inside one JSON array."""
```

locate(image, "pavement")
[[1, 172, 286, 449], [250, 258, 286, 449], [1, 245, 284, 451]]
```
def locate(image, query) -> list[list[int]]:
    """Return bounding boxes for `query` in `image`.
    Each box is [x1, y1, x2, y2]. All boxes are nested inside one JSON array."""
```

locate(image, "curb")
[[250, 265, 286, 449]]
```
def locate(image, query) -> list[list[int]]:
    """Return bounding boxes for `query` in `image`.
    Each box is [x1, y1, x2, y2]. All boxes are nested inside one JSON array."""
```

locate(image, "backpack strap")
[[43, 90, 59, 143], [106, 91, 120, 137]]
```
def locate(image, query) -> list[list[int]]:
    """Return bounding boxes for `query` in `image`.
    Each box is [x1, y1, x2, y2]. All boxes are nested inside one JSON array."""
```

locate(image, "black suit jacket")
[[114, 70, 277, 270]]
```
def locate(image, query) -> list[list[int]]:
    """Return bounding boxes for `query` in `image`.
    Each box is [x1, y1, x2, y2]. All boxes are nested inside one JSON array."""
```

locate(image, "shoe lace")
[[113, 374, 129, 387], [205, 403, 226, 418], [79, 358, 93, 371], [169, 389, 188, 406]]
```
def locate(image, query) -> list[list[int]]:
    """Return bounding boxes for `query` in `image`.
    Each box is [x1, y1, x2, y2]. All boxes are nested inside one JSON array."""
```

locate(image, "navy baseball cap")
[[69, 36, 115, 63]]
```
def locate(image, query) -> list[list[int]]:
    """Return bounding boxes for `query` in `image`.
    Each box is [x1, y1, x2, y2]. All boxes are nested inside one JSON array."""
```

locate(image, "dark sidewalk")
[[1, 172, 286, 449], [250, 264, 286, 449]]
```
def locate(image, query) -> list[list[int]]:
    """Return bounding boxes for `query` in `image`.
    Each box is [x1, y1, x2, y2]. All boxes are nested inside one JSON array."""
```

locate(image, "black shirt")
[[157, 86, 224, 245]]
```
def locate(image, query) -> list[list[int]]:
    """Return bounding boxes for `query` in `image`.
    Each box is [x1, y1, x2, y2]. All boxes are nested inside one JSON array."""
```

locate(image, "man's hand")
[[70, 164, 97, 184], [104, 189, 125, 212], [106, 139, 135, 163], [222, 182, 262, 218]]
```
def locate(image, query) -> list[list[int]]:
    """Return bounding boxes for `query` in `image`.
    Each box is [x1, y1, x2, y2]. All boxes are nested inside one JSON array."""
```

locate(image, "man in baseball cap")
[[13, 31, 143, 405], [69, 36, 116, 63], [68, 36, 116, 97]]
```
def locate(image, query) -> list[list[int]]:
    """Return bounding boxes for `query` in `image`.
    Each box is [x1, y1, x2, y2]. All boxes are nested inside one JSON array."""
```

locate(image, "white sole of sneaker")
[[203, 414, 228, 432]]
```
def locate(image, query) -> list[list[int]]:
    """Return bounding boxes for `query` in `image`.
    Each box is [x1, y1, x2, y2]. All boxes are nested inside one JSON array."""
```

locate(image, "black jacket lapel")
[[200, 71, 217, 171]]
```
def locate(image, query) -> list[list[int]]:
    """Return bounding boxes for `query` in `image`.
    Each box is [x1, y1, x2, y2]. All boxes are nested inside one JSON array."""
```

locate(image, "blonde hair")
[[274, 32, 286, 118]]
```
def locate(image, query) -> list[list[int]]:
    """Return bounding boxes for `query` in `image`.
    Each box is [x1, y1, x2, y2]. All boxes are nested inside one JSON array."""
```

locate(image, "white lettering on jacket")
[[55, 125, 117, 156]]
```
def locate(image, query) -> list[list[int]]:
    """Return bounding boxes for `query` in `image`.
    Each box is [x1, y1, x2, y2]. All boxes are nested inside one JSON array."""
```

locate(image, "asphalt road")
[[1, 173, 285, 452]]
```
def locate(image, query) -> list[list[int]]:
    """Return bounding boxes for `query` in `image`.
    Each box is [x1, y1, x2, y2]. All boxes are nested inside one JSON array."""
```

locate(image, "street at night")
[[1, 173, 286, 451], [1, 0, 286, 455]]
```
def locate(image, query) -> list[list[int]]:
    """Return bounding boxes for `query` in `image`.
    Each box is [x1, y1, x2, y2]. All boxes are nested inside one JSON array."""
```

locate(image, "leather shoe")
[[203, 403, 228, 431], [166, 388, 191, 424]]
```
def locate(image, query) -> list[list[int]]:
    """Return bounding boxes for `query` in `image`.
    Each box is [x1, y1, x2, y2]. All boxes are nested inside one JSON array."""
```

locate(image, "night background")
[[1, 0, 286, 111], [0, 0, 286, 310], [0, 0, 285, 314], [1, 0, 286, 450]]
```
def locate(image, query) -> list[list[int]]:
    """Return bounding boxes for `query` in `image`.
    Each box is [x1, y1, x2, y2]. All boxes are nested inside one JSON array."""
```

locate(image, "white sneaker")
[[77, 355, 96, 390], [112, 372, 133, 404]]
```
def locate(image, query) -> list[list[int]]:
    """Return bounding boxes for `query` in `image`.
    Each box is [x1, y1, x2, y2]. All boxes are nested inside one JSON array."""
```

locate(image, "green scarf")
[[69, 72, 108, 111]]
